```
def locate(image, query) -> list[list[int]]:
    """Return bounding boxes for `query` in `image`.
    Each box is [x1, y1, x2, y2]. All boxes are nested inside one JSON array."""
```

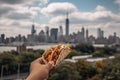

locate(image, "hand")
[[26, 58, 54, 80]]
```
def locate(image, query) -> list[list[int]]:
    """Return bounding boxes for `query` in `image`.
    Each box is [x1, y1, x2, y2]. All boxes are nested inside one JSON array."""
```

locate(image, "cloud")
[[0, 0, 46, 37], [69, 22, 120, 38], [6, 6, 40, 20], [115, 0, 120, 11], [0, 1, 43, 22], [41, 2, 77, 16], [96, 5, 106, 11], [0, 0, 49, 5], [0, 4, 40, 20], [0, 26, 32, 37], [115, 0, 120, 5], [39, 0, 48, 5], [7, 12, 32, 20], [0, 18, 42, 37], [49, 16, 65, 24], [47, 4, 120, 37], [49, 5, 113, 24], [0, 0, 25, 4], [0, 1, 120, 38], [71, 11, 111, 22], [0, 5, 15, 17], [41, 3, 113, 25]]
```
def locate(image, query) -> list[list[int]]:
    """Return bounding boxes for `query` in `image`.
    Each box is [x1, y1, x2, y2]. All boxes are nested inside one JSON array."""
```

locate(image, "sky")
[[0, 0, 120, 38]]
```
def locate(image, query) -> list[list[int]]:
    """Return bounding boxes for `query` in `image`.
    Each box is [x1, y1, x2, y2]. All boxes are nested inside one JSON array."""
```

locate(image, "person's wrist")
[[26, 73, 41, 80]]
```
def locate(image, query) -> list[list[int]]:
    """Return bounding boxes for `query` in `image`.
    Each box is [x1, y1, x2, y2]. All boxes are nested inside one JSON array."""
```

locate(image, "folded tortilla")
[[42, 44, 71, 66]]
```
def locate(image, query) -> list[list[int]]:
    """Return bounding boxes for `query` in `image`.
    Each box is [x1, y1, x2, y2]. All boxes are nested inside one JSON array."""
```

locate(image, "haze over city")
[[0, 0, 120, 38], [0, 1, 120, 80]]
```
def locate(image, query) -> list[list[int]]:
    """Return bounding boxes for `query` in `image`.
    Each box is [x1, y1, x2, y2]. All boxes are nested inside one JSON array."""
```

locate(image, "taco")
[[42, 44, 71, 66]]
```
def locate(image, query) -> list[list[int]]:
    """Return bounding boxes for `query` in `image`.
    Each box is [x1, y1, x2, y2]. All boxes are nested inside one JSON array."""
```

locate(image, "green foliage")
[[102, 46, 116, 55], [49, 62, 80, 80], [18, 52, 40, 73], [27, 49, 44, 55], [0, 46, 119, 80], [19, 52, 40, 64], [93, 61, 105, 73], [0, 49, 43, 76], [66, 50, 82, 58], [72, 44, 95, 53], [11, 50, 19, 55], [0, 53, 18, 75], [101, 56, 120, 80], [49, 57, 120, 80], [49, 59, 98, 80], [76, 59, 97, 79], [33, 49, 44, 55], [93, 51, 104, 57], [94, 46, 117, 56], [87, 75, 101, 80], [0, 53, 16, 65]]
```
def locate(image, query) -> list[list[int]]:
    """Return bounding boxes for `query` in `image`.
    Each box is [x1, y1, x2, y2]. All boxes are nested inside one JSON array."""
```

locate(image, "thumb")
[[46, 61, 54, 70]]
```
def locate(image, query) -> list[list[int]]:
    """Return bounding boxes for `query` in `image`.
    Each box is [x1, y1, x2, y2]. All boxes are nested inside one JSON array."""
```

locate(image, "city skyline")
[[0, 25, 119, 45], [0, 0, 120, 37]]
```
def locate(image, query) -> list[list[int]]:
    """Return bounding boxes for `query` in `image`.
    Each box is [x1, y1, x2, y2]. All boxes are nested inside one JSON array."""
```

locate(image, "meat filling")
[[44, 44, 63, 64]]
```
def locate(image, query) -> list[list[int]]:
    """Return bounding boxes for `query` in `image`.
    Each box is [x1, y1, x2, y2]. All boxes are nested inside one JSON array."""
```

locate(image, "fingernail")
[[49, 61, 54, 65]]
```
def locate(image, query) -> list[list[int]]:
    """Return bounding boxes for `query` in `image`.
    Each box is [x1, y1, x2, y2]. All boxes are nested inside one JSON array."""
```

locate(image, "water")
[[27, 43, 60, 50], [0, 43, 72, 53], [0, 43, 104, 53], [0, 46, 16, 53]]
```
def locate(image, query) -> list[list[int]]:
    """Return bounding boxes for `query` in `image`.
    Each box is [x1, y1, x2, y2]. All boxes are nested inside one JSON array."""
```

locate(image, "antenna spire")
[[66, 8, 69, 19], [33, 19, 34, 24], [67, 11, 68, 19]]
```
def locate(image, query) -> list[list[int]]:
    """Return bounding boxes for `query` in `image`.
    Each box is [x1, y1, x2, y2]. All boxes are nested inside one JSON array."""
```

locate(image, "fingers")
[[32, 57, 43, 64], [31, 57, 55, 71], [34, 57, 42, 62], [46, 61, 54, 71], [34, 57, 55, 70]]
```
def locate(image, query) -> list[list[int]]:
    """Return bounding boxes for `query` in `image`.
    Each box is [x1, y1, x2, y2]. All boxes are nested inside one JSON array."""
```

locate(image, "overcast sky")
[[0, 0, 120, 38]]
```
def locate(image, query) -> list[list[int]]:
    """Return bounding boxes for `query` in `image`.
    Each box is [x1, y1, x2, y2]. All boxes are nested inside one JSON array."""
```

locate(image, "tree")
[[19, 52, 40, 72], [0, 53, 16, 65], [102, 46, 116, 55], [93, 61, 105, 73], [72, 44, 95, 54], [66, 50, 81, 59], [101, 56, 120, 80], [27, 49, 44, 56], [49, 62, 80, 80], [0, 53, 17, 75], [87, 75, 101, 80], [19, 52, 40, 64], [93, 51, 104, 57], [33, 49, 44, 55], [76, 59, 97, 80]]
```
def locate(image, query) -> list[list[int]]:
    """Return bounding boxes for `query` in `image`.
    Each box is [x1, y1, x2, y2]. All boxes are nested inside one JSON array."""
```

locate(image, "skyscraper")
[[65, 12, 69, 37], [86, 29, 89, 41], [59, 25, 63, 36], [38, 30, 45, 42], [45, 26, 49, 37], [114, 32, 116, 37], [97, 28, 104, 38], [18, 34, 21, 42], [97, 28, 101, 38], [1, 34, 5, 43], [81, 27, 85, 38], [50, 28, 58, 42], [45, 26, 49, 42], [27, 23, 37, 43], [31, 24, 36, 35]]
